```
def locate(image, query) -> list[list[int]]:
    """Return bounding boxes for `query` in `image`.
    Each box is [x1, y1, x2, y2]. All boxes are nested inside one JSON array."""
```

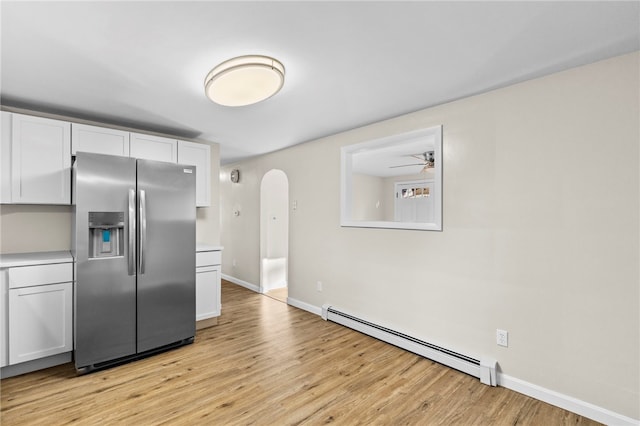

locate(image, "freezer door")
[[136, 159, 196, 352], [74, 152, 137, 368]]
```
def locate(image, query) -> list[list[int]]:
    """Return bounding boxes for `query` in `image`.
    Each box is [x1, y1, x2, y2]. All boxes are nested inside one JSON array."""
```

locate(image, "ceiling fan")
[[389, 151, 435, 172]]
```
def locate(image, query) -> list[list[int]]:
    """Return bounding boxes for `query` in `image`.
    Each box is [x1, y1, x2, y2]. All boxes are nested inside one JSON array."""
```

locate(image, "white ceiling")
[[1, 1, 638, 164], [351, 127, 437, 178]]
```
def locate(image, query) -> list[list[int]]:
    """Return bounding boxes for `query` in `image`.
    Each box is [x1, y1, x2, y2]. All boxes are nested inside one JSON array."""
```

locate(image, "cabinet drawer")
[[8, 263, 72, 289], [196, 251, 221, 267]]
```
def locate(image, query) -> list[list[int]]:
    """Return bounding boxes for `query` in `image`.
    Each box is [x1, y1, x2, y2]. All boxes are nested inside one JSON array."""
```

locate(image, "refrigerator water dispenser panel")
[[88, 211, 125, 258]]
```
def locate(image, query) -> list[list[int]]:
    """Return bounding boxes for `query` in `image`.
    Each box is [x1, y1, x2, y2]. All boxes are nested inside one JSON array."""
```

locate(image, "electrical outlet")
[[496, 329, 509, 347], [317, 281, 323, 292], [232, 259, 237, 268]]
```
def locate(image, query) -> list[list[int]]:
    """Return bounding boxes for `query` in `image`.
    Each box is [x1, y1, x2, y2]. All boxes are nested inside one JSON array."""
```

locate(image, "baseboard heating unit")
[[322, 304, 497, 386]]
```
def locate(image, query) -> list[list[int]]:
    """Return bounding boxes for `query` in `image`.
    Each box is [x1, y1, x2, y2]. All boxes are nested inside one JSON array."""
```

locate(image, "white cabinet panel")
[[11, 113, 71, 204], [196, 266, 220, 320], [178, 141, 211, 207], [1, 112, 12, 203], [9, 281, 72, 365], [195, 248, 222, 322], [72, 123, 130, 156], [0, 270, 8, 367], [130, 133, 177, 163]]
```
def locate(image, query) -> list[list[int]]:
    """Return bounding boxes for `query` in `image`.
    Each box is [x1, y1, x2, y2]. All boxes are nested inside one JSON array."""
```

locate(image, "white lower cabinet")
[[9, 282, 72, 365], [0, 252, 73, 376], [196, 266, 220, 320], [0, 271, 7, 367], [196, 247, 222, 326]]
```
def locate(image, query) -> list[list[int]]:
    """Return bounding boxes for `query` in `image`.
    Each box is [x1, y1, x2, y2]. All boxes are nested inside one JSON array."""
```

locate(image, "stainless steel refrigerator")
[[72, 152, 196, 373]]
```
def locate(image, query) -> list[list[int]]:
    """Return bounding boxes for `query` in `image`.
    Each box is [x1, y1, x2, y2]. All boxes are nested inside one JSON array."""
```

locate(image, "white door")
[[130, 133, 177, 163], [9, 282, 73, 365], [0, 270, 7, 367], [71, 123, 130, 156], [195, 266, 220, 320], [394, 180, 434, 223], [11, 113, 71, 204], [177, 140, 211, 207], [1, 112, 12, 203], [260, 170, 289, 294]]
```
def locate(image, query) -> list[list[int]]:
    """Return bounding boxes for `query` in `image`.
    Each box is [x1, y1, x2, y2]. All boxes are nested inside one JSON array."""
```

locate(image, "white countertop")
[[196, 244, 223, 252], [0, 251, 73, 268], [1, 246, 220, 267]]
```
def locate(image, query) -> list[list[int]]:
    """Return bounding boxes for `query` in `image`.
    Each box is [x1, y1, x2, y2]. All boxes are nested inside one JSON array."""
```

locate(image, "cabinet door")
[[130, 133, 177, 163], [178, 140, 211, 207], [0, 269, 7, 367], [196, 266, 220, 320], [72, 123, 130, 156], [9, 282, 73, 365], [11, 113, 71, 204], [1, 112, 11, 203]]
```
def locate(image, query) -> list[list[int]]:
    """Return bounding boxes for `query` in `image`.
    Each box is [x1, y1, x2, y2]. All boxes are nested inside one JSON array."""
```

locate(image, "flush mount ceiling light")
[[204, 55, 285, 107]]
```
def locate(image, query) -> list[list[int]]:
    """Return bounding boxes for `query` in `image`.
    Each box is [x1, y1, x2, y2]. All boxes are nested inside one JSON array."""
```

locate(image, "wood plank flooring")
[[1, 280, 600, 425], [265, 286, 288, 303]]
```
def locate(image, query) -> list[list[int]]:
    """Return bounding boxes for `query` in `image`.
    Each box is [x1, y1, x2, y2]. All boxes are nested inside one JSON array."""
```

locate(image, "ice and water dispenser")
[[88, 212, 125, 258]]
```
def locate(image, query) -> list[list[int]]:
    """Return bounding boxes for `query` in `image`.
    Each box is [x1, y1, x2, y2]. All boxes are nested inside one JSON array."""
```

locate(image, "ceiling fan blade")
[[389, 163, 425, 168]]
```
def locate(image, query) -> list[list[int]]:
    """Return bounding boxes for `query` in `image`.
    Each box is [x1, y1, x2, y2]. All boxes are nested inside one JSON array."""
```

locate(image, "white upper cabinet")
[[1, 112, 12, 203], [1, 112, 214, 207], [130, 133, 177, 163], [10, 113, 71, 204], [71, 123, 130, 157], [177, 140, 211, 207]]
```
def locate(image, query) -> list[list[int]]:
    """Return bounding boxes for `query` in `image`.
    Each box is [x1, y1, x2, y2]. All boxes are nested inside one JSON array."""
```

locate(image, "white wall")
[[260, 170, 289, 259], [220, 52, 639, 419], [0, 205, 72, 253], [352, 173, 386, 221]]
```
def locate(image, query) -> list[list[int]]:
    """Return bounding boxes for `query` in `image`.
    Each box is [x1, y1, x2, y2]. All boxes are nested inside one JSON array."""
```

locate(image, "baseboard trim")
[[221, 274, 260, 293], [498, 373, 639, 426], [196, 317, 218, 330], [287, 297, 322, 316]]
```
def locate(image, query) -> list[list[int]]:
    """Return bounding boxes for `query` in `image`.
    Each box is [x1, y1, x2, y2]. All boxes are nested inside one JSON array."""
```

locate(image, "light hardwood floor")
[[265, 286, 288, 303], [1, 280, 600, 425]]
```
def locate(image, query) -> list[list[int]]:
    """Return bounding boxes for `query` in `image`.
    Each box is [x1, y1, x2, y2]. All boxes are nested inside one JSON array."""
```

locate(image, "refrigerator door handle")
[[128, 188, 136, 276], [139, 189, 147, 275]]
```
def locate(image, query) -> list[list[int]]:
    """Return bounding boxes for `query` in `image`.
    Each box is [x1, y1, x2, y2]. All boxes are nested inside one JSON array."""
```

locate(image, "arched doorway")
[[260, 169, 289, 302]]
